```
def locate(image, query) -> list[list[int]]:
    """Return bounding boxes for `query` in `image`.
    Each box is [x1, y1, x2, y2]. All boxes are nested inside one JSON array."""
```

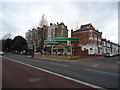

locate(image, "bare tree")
[[39, 14, 48, 28], [2, 33, 12, 40]]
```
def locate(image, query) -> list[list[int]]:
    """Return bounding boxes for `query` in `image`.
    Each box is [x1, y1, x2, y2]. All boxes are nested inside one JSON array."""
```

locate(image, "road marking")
[[82, 68, 119, 76], [49, 62, 68, 67], [3, 56, 107, 90]]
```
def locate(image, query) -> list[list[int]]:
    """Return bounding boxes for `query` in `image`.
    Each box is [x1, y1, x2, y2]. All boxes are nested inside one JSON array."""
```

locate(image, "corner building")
[[71, 23, 103, 56]]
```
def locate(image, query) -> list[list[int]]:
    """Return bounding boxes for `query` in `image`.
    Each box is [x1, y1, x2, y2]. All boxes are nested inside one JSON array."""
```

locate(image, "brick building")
[[55, 22, 68, 38], [26, 22, 120, 56], [47, 22, 68, 41], [26, 22, 68, 52], [44, 22, 69, 54], [71, 23, 103, 56]]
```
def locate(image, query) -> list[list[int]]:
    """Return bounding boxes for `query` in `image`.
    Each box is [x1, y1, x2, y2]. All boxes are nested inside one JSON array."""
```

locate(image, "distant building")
[[101, 38, 119, 55], [26, 22, 68, 52], [26, 22, 120, 56], [26, 30, 33, 50], [71, 23, 103, 56], [101, 38, 107, 54], [44, 22, 69, 54], [55, 22, 68, 38], [47, 23, 56, 41], [25, 25, 48, 51], [47, 22, 68, 41], [106, 40, 111, 54]]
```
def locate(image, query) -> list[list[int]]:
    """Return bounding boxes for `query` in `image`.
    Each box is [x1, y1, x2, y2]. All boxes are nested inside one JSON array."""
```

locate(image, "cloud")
[[0, 1, 118, 43]]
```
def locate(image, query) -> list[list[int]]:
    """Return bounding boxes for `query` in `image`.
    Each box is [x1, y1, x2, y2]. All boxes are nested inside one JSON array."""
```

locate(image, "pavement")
[[2, 57, 97, 89]]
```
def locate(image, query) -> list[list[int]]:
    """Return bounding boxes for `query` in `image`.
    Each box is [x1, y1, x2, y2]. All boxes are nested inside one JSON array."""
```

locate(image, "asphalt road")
[[2, 58, 94, 88], [3, 54, 119, 89]]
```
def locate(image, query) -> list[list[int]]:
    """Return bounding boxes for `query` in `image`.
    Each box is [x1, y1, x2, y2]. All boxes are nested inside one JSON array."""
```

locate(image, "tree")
[[12, 36, 28, 52], [2, 33, 12, 40], [3, 38, 12, 52], [39, 14, 48, 28], [1, 33, 13, 52]]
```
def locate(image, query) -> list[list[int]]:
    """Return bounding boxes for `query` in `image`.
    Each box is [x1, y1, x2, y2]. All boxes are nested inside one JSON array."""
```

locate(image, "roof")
[[72, 23, 96, 33]]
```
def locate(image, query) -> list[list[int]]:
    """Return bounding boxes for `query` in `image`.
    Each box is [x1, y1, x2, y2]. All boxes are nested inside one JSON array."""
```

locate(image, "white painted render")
[[81, 44, 102, 55]]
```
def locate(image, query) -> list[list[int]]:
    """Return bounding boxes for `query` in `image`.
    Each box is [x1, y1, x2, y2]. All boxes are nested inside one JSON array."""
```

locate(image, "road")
[[2, 57, 95, 88], [2, 54, 119, 89]]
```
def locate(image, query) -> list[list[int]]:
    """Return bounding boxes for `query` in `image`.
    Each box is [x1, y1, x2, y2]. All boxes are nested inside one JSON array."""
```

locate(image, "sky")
[[0, 0, 119, 43]]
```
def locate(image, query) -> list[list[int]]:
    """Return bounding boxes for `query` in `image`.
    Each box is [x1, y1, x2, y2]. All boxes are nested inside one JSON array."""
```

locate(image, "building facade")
[[26, 22, 68, 52], [47, 22, 68, 41], [55, 22, 68, 38], [101, 38, 120, 55], [101, 38, 107, 54], [44, 22, 69, 54], [26, 22, 120, 56], [25, 25, 48, 51], [47, 23, 56, 41], [71, 23, 103, 56]]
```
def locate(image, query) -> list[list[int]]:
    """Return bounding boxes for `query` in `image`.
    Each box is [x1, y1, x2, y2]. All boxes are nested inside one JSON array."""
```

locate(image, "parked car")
[[105, 53, 114, 57], [0, 51, 4, 55]]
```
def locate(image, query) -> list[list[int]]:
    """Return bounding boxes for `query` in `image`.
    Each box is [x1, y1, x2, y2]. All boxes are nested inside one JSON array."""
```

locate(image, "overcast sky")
[[0, 0, 119, 43]]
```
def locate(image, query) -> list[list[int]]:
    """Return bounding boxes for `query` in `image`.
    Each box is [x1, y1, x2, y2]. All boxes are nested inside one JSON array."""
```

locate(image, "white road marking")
[[49, 62, 68, 67], [82, 68, 119, 76], [3, 56, 107, 90]]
